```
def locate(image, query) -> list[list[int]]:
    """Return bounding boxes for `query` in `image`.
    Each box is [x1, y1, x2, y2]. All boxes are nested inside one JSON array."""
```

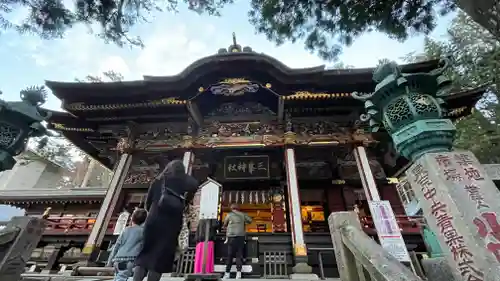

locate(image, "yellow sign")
[[220, 78, 250, 84]]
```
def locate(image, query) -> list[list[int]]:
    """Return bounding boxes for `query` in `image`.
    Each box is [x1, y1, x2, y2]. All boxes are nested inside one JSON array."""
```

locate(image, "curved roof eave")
[[45, 80, 146, 100], [144, 53, 440, 81], [444, 83, 490, 101], [44, 52, 441, 101], [143, 52, 327, 81]]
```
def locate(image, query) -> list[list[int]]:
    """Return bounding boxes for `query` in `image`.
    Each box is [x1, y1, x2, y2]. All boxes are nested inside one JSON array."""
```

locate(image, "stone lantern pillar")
[[352, 59, 500, 281], [0, 86, 53, 172]]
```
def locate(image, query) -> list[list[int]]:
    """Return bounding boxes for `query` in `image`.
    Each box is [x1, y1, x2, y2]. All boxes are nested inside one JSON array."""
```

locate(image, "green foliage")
[[75, 70, 124, 82], [20, 137, 82, 168], [406, 13, 500, 90], [454, 109, 500, 163], [1, 0, 233, 47], [328, 61, 354, 69], [249, 0, 457, 61], [406, 12, 500, 163]]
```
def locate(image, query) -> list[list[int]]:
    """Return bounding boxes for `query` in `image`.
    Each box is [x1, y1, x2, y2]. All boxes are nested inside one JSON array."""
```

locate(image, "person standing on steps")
[[107, 208, 147, 281], [133, 160, 198, 281], [223, 203, 252, 279]]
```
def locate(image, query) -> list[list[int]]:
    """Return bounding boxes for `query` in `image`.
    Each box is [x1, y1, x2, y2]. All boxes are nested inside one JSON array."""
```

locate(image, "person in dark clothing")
[[223, 204, 252, 279], [133, 160, 198, 281]]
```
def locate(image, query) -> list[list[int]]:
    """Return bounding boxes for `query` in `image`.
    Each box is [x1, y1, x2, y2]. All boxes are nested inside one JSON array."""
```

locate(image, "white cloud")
[[2, 6, 454, 94], [31, 53, 50, 66], [187, 40, 207, 54], [135, 24, 215, 76], [204, 24, 216, 36], [98, 56, 131, 77]]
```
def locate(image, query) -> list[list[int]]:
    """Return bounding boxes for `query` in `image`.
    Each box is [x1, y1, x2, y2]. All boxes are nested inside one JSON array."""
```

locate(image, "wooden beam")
[[187, 101, 203, 126]]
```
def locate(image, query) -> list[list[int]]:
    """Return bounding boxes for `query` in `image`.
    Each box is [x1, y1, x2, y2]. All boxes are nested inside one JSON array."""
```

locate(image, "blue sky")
[[0, 2, 455, 111], [0, 205, 25, 220]]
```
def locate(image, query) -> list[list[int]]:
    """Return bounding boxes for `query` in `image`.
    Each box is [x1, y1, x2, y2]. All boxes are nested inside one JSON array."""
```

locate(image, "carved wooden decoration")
[[209, 82, 259, 96], [207, 102, 275, 117], [290, 118, 352, 144], [90, 111, 376, 158]]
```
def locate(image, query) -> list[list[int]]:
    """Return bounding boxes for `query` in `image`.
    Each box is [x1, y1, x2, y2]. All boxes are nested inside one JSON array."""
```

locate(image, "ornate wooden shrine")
[[7, 37, 485, 276]]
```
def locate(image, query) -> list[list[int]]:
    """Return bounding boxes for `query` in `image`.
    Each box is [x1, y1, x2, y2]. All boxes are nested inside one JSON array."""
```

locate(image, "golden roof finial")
[[232, 32, 237, 45]]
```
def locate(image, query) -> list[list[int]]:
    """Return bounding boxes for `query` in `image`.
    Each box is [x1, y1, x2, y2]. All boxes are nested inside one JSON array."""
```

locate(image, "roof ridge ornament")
[[217, 32, 254, 54]]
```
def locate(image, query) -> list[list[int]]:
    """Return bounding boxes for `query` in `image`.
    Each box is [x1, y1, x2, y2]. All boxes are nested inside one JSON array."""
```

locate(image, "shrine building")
[[3, 37, 485, 277]]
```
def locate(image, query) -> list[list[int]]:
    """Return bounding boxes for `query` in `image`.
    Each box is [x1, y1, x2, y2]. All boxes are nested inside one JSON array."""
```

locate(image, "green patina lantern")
[[352, 59, 456, 161], [0, 86, 52, 171], [422, 223, 444, 258], [353, 60, 456, 258]]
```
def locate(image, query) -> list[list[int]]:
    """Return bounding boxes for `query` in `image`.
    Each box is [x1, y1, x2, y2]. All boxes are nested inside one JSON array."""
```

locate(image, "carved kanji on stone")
[[474, 212, 500, 262]]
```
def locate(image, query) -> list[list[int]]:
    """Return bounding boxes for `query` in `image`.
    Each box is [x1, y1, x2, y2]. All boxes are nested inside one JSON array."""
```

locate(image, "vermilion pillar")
[[182, 150, 195, 175], [284, 148, 313, 274], [354, 145, 413, 268], [354, 146, 381, 201], [182, 150, 201, 232]]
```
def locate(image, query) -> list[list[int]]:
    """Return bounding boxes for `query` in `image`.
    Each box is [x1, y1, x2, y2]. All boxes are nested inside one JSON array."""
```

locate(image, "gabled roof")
[[45, 53, 441, 103]]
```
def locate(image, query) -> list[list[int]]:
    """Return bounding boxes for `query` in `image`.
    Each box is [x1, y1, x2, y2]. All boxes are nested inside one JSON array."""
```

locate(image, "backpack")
[[156, 166, 186, 212]]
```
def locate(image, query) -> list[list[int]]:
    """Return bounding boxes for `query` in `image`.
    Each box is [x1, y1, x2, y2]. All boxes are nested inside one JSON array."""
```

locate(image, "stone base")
[[292, 262, 312, 274], [420, 257, 454, 281], [289, 273, 319, 280], [185, 273, 220, 281]]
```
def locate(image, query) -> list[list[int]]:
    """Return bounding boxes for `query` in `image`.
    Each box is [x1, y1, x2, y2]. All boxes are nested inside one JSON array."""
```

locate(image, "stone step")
[[20, 275, 343, 281]]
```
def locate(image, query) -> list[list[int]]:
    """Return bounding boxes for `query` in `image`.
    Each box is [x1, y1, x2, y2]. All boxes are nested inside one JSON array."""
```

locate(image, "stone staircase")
[[3, 213, 426, 281], [20, 277, 342, 281]]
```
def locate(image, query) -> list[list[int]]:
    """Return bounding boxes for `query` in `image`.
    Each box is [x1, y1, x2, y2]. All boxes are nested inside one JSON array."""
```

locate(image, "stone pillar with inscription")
[[353, 59, 500, 281], [83, 137, 133, 259]]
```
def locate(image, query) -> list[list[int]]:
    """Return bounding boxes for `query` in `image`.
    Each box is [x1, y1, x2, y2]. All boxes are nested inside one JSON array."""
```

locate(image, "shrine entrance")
[[210, 150, 288, 235], [219, 181, 287, 234]]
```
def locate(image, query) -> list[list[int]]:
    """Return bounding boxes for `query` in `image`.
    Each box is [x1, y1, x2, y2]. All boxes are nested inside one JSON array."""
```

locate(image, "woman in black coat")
[[134, 160, 198, 281]]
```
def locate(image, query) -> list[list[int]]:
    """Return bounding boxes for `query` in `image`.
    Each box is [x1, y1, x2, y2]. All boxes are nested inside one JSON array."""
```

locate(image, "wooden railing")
[[329, 211, 421, 281], [31, 247, 88, 260], [30, 213, 423, 236], [361, 215, 423, 234], [41, 216, 118, 235]]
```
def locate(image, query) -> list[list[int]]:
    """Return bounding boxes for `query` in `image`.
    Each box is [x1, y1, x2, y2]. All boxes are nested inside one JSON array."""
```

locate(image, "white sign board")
[[368, 200, 411, 262], [113, 211, 130, 235], [199, 178, 221, 220]]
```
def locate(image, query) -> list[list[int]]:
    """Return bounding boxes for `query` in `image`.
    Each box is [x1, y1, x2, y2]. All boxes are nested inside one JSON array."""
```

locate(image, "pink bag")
[[194, 241, 214, 273]]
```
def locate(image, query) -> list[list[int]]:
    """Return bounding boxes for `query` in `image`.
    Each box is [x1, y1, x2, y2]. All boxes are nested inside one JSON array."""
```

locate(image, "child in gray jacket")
[[107, 208, 147, 281]]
